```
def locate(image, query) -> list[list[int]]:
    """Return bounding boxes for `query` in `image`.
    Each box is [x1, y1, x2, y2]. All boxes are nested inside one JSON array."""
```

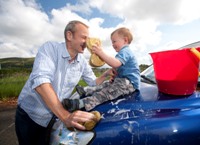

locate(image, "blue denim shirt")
[[115, 46, 140, 90], [18, 41, 96, 127]]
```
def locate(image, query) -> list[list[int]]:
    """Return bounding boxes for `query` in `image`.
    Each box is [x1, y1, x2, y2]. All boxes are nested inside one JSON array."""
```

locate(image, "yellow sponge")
[[83, 111, 101, 130], [68, 111, 101, 131], [86, 38, 105, 67]]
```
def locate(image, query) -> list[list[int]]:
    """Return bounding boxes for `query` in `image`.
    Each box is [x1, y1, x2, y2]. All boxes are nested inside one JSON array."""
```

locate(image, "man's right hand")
[[63, 110, 98, 130]]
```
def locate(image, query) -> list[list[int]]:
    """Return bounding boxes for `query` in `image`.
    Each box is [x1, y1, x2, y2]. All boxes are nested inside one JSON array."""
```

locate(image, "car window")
[[140, 65, 156, 83]]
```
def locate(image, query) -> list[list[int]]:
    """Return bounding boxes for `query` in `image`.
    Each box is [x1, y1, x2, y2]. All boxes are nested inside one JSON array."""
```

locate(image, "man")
[[15, 20, 113, 145]]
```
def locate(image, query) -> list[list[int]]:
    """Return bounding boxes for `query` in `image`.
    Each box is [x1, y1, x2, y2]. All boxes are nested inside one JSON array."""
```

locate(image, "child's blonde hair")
[[111, 27, 133, 44]]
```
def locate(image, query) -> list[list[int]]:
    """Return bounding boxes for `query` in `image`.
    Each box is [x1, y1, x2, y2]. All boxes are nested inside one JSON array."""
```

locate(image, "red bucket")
[[150, 48, 200, 95]]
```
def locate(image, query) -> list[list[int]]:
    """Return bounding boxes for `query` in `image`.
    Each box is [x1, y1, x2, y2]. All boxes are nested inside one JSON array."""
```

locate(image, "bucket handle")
[[190, 47, 200, 59], [190, 47, 200, 76]]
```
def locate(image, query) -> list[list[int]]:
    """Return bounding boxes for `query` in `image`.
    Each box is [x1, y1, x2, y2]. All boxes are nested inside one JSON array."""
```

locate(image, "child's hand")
[[91, 44, 103, 55]]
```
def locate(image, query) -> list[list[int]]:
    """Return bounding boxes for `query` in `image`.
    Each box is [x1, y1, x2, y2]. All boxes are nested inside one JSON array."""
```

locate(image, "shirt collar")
[[121, 45, 129, 49], [62, 42, 80, 62]]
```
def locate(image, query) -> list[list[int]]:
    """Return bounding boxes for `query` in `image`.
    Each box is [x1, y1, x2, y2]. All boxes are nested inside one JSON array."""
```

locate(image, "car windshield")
[[140, 65, 156, 84]]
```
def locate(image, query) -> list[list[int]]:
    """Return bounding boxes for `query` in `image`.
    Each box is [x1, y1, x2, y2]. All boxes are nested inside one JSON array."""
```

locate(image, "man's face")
[[71, 24, 89, 53]]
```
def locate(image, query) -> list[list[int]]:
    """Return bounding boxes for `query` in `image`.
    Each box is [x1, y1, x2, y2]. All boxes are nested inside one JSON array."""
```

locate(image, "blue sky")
[[0, 0, 200, 65]]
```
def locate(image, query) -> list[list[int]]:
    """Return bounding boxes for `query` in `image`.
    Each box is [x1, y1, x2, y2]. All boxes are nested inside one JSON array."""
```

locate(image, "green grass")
[[0, 71, 101, 101], [0, 75, 29, 100]]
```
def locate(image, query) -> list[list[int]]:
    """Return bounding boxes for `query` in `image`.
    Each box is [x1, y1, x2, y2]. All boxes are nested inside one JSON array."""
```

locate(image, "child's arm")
[[92, 45, 121, 68]]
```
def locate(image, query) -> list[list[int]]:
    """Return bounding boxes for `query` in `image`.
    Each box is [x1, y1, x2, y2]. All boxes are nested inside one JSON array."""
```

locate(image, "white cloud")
[[177, 0, 200, 24], [65, 1, 92, 15], [0, 42, 35, 58], [0, 0, 200, 65], [0, 0, 51, 57]]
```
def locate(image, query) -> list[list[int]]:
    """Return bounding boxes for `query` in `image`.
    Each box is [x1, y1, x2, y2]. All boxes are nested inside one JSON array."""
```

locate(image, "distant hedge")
[[0, 57, 34, 69]]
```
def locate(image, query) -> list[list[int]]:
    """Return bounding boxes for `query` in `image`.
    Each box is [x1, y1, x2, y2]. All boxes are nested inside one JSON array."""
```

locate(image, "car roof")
[[179, 41, 200, 49]]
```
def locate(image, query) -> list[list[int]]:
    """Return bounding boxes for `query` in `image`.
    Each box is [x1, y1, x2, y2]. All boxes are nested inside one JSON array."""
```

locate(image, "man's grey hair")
[[64, 20, 88, 39]]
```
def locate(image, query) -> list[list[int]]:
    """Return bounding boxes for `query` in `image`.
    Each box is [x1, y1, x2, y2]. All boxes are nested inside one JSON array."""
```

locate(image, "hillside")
[[0, 57, 149, 71], [0, 57, 34, 69]]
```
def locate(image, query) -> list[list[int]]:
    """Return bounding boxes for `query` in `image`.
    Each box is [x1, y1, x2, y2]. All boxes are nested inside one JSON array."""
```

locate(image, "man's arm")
[[92, 45, 122, 68], [35, 83, 96, 130]]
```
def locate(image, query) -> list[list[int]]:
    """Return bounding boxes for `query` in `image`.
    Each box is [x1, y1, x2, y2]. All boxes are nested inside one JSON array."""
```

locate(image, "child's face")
[[111, 33, 128, 52]]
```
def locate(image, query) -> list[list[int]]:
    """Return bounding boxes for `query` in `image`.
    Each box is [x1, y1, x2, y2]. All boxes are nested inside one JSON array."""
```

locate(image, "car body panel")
[[90, 83, 200, 145]]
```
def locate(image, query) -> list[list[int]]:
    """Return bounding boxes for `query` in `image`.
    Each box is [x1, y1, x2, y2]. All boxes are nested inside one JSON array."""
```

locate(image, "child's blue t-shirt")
[[115, 45, 140, 90]]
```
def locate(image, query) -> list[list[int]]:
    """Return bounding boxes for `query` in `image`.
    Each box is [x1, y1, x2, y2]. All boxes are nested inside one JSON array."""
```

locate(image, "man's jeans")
[[15, 105, 49, 145]]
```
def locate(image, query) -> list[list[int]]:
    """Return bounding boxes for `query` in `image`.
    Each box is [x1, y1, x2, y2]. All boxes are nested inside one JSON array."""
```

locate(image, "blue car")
[[51, 41, 200, 145]]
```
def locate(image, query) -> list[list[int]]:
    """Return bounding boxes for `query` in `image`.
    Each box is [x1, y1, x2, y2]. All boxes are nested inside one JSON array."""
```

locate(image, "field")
[[0, 57, 149, 101]]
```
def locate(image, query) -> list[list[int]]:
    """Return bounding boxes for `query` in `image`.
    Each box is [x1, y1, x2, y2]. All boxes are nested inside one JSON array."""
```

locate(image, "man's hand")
[[110, 68, 117, 83], [63, 110, 98, 130], [104, 68, 117, 83]]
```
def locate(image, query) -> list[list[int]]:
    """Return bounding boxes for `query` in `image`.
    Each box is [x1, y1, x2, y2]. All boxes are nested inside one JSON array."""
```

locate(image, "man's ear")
[[66, 31, 73, 41]]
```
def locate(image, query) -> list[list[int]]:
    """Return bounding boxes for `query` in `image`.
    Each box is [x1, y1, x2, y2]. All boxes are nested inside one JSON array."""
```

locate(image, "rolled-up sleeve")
[[31, 77, 51, 89], [30, 42, 57, 89]]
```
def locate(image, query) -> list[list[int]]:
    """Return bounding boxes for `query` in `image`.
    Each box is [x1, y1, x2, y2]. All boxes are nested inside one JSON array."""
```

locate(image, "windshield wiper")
[[141, 75, 156, 84]]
